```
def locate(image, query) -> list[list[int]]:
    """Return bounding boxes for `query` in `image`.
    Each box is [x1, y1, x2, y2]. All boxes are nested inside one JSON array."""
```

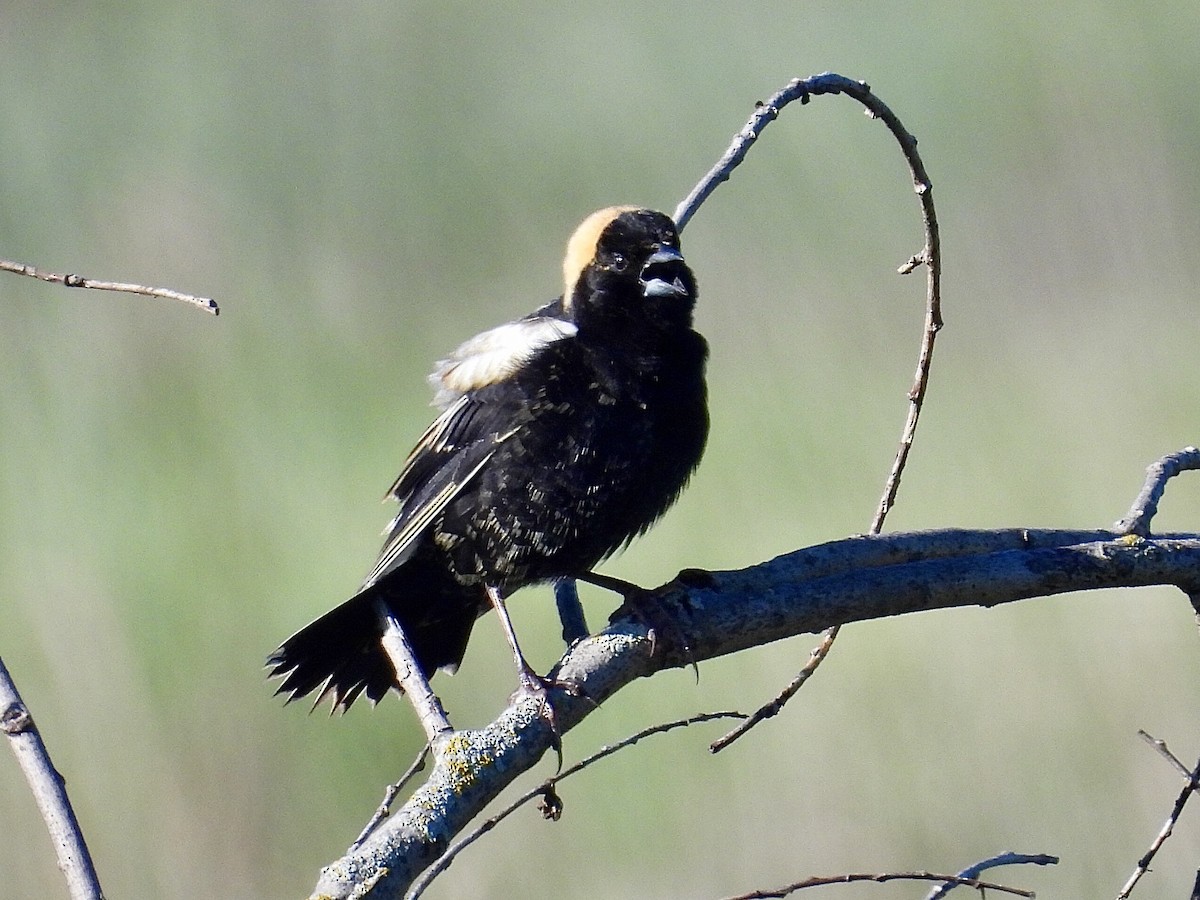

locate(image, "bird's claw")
[[509, 666, 586, 770], [608, 584, 699, 682]]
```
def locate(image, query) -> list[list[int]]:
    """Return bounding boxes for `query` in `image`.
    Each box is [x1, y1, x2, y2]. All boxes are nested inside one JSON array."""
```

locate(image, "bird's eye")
[[607, 253, 627, 272]]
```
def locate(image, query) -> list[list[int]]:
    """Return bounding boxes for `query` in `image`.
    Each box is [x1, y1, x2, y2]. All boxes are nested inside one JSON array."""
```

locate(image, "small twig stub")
[[1115, 446, 1200, 537]]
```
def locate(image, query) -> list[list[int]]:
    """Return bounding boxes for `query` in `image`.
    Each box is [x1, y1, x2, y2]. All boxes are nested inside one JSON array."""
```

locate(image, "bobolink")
[[268, 206, 708, 710]]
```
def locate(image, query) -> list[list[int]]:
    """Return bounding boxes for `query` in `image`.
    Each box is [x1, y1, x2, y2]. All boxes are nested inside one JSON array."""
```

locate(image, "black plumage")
[[268, 207, 708, 710]]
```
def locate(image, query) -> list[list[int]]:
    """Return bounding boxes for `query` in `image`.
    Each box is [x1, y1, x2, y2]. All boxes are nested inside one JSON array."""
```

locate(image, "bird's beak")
[[639, 247, 690, 298]]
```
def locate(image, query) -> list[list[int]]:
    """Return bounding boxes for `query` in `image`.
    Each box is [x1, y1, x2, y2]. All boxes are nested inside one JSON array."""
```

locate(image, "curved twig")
[[675, 72, 943, 530], [687, 73, 943, 751]]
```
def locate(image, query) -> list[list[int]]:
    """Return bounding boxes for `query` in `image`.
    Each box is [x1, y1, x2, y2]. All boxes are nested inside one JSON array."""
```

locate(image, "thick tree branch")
[[309, 526, 1200, 898]]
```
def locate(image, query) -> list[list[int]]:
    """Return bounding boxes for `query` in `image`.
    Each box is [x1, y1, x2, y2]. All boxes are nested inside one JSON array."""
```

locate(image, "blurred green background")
[[2, 2, 1198, 898]]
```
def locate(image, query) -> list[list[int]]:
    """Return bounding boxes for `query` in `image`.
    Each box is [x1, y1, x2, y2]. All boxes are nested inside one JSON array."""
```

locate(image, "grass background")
[[2, 3, 1198, 897]]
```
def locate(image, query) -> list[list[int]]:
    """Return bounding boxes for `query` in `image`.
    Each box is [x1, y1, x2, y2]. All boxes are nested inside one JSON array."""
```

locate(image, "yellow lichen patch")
[[440, 732, 495, 794]]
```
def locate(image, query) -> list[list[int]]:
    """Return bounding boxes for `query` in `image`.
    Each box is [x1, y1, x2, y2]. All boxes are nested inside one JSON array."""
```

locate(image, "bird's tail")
[[267, 558, 480, 712]]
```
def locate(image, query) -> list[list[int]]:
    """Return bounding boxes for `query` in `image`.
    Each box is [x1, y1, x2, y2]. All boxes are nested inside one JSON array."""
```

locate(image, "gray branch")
[[375, 599, 453, 742], [0, 258, 220, 315], [925, 851, 1058, 899], [1, 656, 105, 900], [309, 525, 1200, 899]]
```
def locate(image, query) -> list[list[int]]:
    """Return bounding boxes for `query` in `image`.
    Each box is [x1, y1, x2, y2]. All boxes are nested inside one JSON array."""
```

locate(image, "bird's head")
[[562, 207, 697, 330]]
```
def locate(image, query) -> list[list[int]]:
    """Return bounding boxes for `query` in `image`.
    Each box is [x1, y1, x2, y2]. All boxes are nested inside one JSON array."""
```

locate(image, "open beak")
[[639, 247, 690, 299]]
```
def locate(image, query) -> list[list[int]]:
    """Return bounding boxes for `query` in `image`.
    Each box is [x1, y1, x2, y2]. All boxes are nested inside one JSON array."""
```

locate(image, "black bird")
[[268, 206, 708, 711]]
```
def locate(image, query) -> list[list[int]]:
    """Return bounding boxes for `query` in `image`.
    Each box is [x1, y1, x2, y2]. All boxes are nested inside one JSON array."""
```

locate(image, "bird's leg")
[[485, 585, 583, 765], [484, 585, 590, 696], [553, 578, 590, 646], [485, 584, 545, 694]]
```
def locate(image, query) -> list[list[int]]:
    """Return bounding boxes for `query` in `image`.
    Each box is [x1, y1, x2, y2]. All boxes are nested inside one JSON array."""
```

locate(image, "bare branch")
[[1116, 753, 1200, 898], [1137, 729, 1193, 780], [710, 624, 837, 753], [0, 656, 105, 900], [1117, 734, 1200, 899], [671, 72, 944, 536], [351, 742, 432, 853], [376, 600, 454, 742], [0, 258, 220, 316], [310, 525, 1200, 898]]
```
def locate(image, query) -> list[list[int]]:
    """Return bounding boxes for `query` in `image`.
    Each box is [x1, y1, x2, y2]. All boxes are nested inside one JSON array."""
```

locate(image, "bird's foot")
[[509, 664, 587, 770], [593, 575, 698, 682]]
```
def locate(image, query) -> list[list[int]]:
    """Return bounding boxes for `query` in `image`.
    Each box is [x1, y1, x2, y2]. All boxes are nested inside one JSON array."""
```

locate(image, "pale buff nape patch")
[[561, 205, 640, 308]]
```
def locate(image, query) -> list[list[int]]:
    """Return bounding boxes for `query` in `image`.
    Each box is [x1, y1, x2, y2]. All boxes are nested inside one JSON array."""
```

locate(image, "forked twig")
[[1, 258, 220, 315], [405, 711, 744, 899], [926, 852, 1058, 899], [1118, 733, 1200, 899], [718, 870, 1035, 899]]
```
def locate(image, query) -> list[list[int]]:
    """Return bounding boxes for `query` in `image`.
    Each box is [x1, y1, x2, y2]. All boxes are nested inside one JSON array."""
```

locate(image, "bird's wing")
[[365, 313, 576, 589], [364, 394, 507, 588]]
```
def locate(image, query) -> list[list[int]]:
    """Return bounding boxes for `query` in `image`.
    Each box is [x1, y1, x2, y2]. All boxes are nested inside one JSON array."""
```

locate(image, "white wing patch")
[[428, 317, 577, 409]]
